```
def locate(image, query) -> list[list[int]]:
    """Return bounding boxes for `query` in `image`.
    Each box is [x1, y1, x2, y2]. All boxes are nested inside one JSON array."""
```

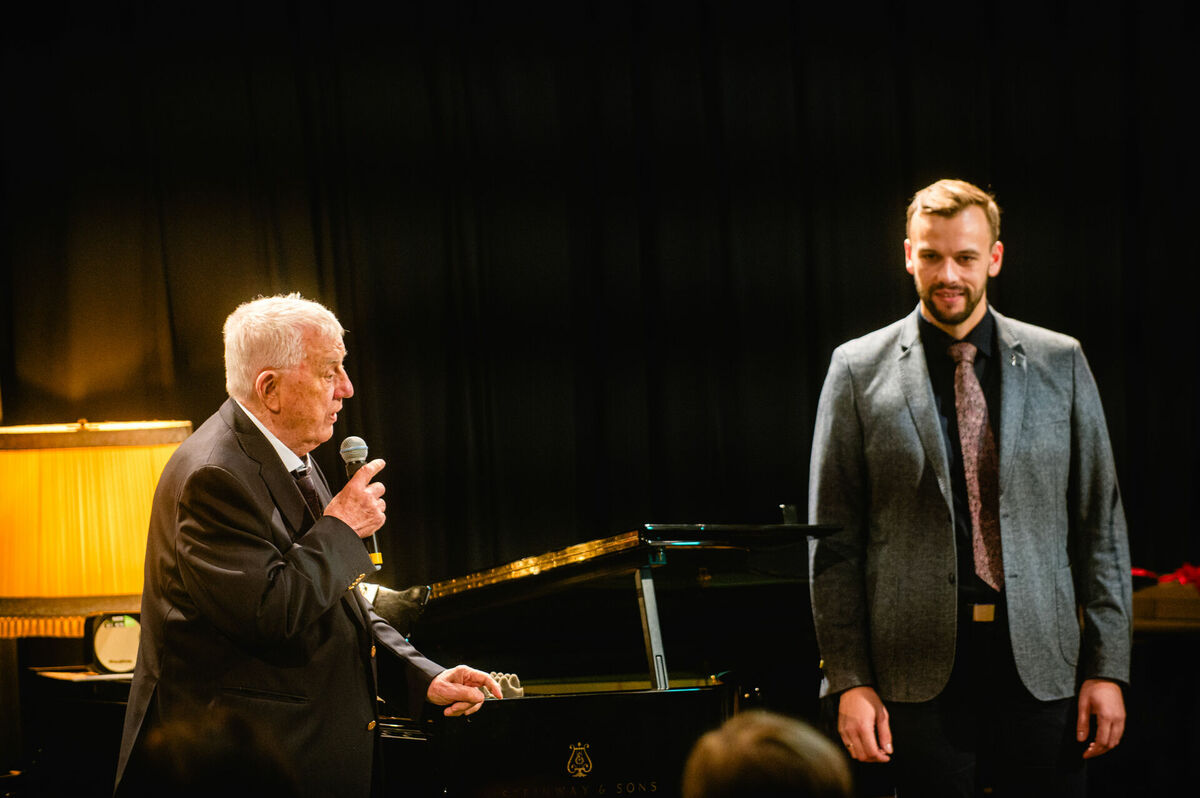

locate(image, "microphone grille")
[[339, 436, 368, 463]]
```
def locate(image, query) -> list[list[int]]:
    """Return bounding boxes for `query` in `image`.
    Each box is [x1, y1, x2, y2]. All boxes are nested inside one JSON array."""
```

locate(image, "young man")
[[809, 180, 1131, 796]]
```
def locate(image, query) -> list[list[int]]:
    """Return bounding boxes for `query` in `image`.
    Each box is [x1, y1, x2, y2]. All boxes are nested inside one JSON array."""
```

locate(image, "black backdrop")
[[1, 0, 1195, 588]]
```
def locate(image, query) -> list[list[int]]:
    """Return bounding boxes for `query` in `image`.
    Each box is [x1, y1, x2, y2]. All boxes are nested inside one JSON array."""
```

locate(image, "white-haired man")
[[115, 294, 500, 797]]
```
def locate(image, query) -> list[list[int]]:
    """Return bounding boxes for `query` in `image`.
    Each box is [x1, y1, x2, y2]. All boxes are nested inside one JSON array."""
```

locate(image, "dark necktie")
[[948, 342, 1004, 591], [293, 465, 325, 520]]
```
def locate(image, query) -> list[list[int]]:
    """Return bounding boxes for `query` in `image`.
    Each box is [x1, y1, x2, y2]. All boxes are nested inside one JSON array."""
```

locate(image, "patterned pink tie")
[[948, 342, 1004, 591]]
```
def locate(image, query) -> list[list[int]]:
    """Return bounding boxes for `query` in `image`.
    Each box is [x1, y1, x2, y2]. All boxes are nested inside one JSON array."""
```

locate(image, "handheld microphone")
[[339, 435, 382, 570]]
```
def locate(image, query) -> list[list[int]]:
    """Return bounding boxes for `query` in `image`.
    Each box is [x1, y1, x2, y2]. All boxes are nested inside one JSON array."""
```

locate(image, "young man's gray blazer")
[[808, 306, 1132, 704]]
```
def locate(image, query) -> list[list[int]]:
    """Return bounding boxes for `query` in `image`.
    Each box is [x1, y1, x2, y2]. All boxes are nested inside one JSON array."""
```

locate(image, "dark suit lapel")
[[897, 309, 954, 510], [310, 455, 370, 630], [224, 399, 311, 539], [992, 309, 1028, 490], [225, 403, 370, 641]]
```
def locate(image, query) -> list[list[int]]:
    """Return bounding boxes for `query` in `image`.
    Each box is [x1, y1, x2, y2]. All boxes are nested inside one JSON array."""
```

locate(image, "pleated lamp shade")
[[0, 420, 191, 637]]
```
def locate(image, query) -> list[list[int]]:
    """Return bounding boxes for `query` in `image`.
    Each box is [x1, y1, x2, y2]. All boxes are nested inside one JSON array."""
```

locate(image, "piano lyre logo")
[[566, 742, 593, 778]]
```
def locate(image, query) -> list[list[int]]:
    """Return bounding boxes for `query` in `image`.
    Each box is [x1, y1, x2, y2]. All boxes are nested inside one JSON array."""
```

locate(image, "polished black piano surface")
[[378, 522, 830, 798]]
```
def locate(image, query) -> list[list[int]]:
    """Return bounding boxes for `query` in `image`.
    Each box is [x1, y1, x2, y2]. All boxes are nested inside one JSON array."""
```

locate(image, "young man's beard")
[[918, 279, 987, 327]]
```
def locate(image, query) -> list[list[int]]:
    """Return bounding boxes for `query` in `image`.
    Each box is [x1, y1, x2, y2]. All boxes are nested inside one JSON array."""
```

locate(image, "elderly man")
[[809, 180, 1131, 796], [115, 294, 500, 797]]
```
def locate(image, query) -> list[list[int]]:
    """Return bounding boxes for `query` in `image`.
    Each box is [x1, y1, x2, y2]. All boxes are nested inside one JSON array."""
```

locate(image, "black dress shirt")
[[918, 309, 1002, 603]]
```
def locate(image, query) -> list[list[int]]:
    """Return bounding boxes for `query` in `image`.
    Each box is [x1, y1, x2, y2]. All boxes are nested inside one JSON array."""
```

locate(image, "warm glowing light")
[[0, 420, 190, 636]]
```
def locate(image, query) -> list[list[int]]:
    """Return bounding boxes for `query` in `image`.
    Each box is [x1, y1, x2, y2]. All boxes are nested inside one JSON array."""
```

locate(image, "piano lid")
[[402, 522, 835, 698], [428, 522, 836, 602]]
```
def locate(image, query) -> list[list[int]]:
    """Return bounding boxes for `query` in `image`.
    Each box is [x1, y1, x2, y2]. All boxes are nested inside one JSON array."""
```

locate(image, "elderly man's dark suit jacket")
[[115, 399, 443, 797], [809, 307, 1132, 704]]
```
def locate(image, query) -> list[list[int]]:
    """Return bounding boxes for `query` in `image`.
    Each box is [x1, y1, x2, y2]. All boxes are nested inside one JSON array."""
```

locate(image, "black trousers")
[[883, 599, 1088, 798]]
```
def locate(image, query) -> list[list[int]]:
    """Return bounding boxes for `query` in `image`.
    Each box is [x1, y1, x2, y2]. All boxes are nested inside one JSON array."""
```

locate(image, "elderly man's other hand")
[[324, 459, 387, 539], [427, 665, 504, 717]]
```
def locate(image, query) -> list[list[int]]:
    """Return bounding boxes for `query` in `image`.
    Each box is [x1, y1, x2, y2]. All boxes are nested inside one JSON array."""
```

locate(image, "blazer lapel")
[[313, 461, 372, 631], [897, 308, 954, 510], [992, 309, 1028, 490], [224, 399, 310, 539], [224, 402, 369, 637]]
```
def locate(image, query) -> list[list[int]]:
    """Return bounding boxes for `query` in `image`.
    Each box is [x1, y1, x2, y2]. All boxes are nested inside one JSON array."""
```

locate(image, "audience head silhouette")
[[682, 710, 853, 798]]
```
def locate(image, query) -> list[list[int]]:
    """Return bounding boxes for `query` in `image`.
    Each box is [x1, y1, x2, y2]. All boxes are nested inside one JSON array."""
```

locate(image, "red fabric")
[[1131, 564, 1200, 590]]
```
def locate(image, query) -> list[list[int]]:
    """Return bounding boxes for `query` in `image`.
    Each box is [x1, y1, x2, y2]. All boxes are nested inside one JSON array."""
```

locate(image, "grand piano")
[[377, 521, 832, 797], [14, 521, 829, 797]]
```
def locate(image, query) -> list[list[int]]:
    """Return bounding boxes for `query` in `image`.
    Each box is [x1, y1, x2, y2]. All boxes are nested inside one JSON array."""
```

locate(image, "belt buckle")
[[971, 603, 996, 623]]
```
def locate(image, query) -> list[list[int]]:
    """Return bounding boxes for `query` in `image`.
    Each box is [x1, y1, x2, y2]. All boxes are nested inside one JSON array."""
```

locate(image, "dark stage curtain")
[[1, 0, 1195, 588]]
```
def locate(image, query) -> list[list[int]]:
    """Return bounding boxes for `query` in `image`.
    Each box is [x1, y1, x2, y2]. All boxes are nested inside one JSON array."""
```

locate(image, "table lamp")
[[0, 420, 190, 773]]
